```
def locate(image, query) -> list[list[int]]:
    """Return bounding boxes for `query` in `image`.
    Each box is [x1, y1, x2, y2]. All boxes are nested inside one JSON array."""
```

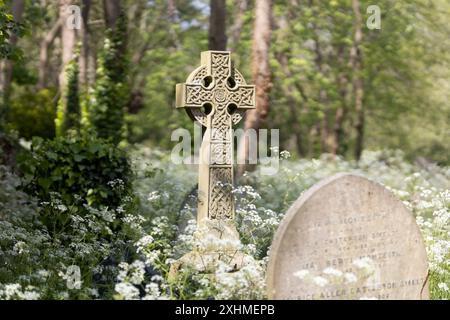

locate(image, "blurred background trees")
[[0, 0, 449, 164]]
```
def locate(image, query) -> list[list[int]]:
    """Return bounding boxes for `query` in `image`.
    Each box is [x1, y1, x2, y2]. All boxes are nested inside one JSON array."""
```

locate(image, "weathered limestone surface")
[[267, 173, 429, 300]]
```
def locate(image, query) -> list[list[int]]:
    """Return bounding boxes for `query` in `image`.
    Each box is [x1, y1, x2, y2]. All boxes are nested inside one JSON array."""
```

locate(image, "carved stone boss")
[[176, 51, 255, 233]]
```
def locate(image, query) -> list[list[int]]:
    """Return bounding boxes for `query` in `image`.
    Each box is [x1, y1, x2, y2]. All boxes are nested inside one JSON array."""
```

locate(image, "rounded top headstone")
[[267, 173, 429, 300]]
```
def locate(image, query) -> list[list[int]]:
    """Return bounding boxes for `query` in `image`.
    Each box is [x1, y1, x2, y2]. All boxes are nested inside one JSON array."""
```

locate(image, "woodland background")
[[0, 0, 449, 164], [0, 0, 449, 300]]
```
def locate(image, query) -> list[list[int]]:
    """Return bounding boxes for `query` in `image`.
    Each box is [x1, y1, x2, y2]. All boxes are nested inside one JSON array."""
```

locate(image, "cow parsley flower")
[[280, 150, 291, 159], [344, 272, 358, 283], [135, 235, 154, 252], [147, 191, 161, 202], [115, 283, 140, 300], [293, 270, 309, 280], [353, 257, 375, 273], [323, 267, 343, 277], [438, 282, 449, 291], [312, 276, 329, 287], [13, 241, 27, 255]]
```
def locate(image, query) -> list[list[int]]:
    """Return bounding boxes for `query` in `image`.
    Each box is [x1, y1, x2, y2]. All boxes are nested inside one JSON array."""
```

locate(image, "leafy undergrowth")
[[0, 147, 448, 300]]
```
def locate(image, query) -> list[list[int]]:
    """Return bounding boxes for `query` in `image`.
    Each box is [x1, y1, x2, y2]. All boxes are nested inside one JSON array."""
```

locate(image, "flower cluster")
[[1, 148, 448, 300], [293, 258, 377, 299]]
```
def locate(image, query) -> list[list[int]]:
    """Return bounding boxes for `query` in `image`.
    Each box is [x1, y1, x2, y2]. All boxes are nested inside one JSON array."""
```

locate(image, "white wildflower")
[[344, 272, 358, 283], [13, 241, 27, 255], [312, 276, 329, 287], [147, 191, 161, 202], [115, 283, 140, 300], [280, 150, 291, 159], [136, 235, 154, 253], [293, 270, 310, 280], [323, 267, 343, 277], [437, 282, 449, 291], [353, 257, 375, 273]]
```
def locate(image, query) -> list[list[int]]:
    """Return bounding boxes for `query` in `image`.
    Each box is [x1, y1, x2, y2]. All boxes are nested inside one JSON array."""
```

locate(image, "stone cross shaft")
[[176, 51, 255, 231]]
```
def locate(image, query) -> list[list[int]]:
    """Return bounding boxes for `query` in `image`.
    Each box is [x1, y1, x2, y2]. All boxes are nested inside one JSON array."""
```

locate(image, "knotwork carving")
[[211, 53, 230, 83], [209, 167, 233, 220], [175, 51, 255, 225]]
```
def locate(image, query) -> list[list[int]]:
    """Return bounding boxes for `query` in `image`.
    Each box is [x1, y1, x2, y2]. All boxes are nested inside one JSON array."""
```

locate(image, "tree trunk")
[[208, 0, 227, 51], [331, 46, 349, 156], [167, 0, 180, 50], [314, 39, 331, 154], [103, 0, 121, 29], [314, 34, 332, 154], [228, 0, 247, 52], [237, 0, 272, 177], [276, 51, 306, 157], [167, 0, 178, 22], [308, 0, 332, 154], [38, 19, 62, 89], [0, 0, 25, 102], [79, 0, 91, 88], [351, 0, 364, 160], [59, 0, 78, 91]]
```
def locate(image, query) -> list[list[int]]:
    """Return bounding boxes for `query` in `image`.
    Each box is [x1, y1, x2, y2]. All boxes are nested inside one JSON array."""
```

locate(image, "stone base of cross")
[[168, 51, 255, 279]]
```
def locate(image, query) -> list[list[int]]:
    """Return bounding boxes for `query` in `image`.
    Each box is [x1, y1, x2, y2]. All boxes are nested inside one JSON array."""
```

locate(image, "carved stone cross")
[[176, 51, 255, 238]]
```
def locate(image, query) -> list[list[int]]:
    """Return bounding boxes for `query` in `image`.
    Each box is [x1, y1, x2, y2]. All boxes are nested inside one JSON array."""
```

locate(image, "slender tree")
[[38, 19, 61, 90], [351, 0, 364, 160], [0, 0, 25, 103], [331, 45, 350, 156], [103, 0, 121, 29], [238, 0, 272, 176], [228, 0, 247, 52], [79, 0, 91, 88], [58, 0, 77, 92], [56, 57, 80, 136], [208, 0, 227, 50]]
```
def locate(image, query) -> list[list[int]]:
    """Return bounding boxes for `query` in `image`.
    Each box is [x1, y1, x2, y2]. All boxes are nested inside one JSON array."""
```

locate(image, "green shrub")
[[23, 136, 134, 234], [8, 88, 56, 139], [0, 165, 141, 300], [86, 12, 129, 145]]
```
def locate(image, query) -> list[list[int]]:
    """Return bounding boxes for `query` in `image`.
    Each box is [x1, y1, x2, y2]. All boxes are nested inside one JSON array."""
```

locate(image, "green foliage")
[[1, 0, 448, 163], [0, 130, 19, 166], [87, 12, 129, 145], [126, 0, 208, 146], [8, 88, 56, 139], [0, 0, 449, 300], [269, 0, 450, 163], [114, 147, 450, 300], [0, 146, 448, 300], [11, 61, 37, 85], [24, 136, 134, 233], [0, 0, 25, 128], [0, 165, 141, 300], [56, 58, 80, 137], [0, 0, 24, 60]]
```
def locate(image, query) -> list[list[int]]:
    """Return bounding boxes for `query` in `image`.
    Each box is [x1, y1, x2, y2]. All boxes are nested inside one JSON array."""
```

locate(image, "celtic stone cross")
[[176, 51, 255, 237]]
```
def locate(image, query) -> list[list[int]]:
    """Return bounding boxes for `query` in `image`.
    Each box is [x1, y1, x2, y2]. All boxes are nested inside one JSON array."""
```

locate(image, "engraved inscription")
[[267, 174, 430, 300]]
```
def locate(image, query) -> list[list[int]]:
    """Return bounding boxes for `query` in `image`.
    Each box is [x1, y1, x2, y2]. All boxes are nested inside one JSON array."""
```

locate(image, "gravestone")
[[176, 50, 255, 239], [267, 173, 429, 300], [169, 51, 255, 276]]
